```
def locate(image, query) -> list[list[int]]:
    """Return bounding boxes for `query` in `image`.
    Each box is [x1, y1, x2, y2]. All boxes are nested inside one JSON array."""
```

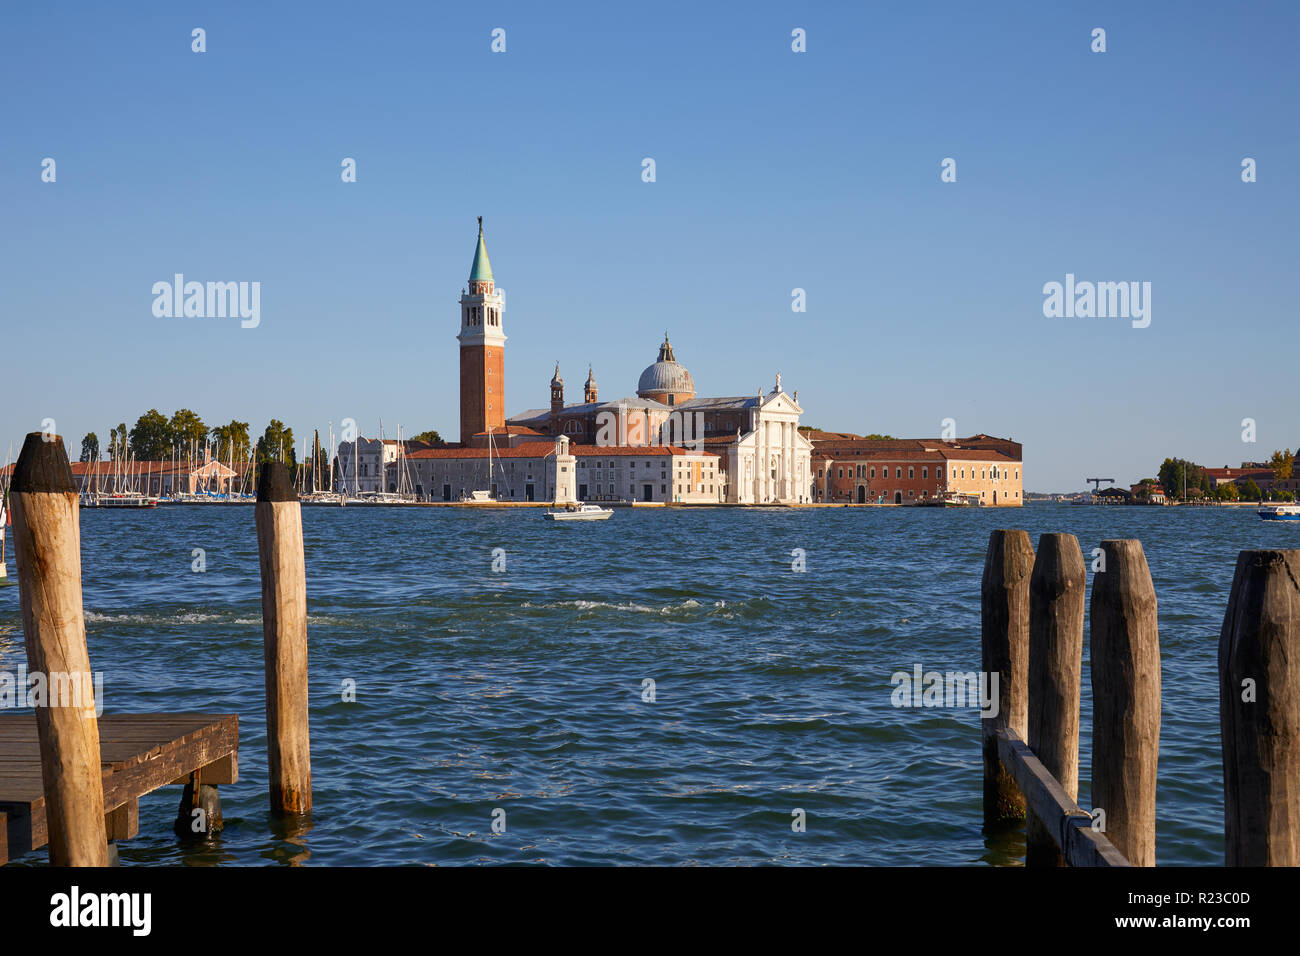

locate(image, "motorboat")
[[544, 502, 613, 521]]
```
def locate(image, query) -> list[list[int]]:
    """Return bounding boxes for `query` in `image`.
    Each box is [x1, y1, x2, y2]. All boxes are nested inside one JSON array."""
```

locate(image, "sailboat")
[[460, 426, 501, 503]]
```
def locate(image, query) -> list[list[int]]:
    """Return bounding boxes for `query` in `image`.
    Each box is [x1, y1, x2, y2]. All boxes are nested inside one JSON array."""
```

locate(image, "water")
[[0, 502, 1290, 866]]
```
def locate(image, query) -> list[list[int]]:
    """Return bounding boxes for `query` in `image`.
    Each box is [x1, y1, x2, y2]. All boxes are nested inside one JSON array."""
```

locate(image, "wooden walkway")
[[0, 714, 237, 864]]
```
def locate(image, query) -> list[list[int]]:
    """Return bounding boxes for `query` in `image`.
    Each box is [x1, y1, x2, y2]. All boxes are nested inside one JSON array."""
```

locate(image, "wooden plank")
[[0, 713, 237, 861], [105, 799, 138, 841], [996, 729, 1130, 867]]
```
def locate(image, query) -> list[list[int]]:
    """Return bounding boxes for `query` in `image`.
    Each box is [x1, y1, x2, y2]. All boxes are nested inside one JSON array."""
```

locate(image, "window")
[[838, 468, 844, 479], [896, 467, 902, 478], [908, 467, 914, 479], [870, 467, 875, 478], [922, 466, 928, 479]]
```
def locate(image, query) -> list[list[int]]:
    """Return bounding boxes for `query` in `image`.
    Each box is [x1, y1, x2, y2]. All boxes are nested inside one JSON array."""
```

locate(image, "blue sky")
[[2, 1, 1296, 490]]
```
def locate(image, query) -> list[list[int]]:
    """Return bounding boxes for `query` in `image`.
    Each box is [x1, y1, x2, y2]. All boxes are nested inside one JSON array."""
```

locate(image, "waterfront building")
[[397, 221, 815, 504], [809, 433, 1024, 506], [508, 338, 815, 504], [335, 437, 414, 495], [1205, 465, 1276, 495], [405, 440, 721, 503]]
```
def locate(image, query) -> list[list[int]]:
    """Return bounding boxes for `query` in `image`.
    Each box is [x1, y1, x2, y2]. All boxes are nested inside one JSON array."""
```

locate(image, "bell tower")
[[458, 217, 506, 445]]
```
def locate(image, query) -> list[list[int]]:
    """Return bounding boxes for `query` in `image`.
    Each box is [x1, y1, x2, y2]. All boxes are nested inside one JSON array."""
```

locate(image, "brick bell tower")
[[458, 217, 506, 445]]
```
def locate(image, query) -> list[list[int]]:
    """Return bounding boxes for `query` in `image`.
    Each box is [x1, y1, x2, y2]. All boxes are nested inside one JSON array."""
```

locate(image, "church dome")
[[637, 334, 695, 399]]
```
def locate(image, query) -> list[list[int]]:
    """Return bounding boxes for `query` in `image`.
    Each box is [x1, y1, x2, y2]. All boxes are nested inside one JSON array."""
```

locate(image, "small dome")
[[551, 362, 563, 387], [636, 334, 694, 398]]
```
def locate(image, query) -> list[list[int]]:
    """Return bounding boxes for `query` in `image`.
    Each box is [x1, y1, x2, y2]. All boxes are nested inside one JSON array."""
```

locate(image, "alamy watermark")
[[152, 274, 260, 328], [890, 665, 998, 718], [1042, 274, 1150, 329], [1, 667, 105, 717], [595, 407, 704, 451]]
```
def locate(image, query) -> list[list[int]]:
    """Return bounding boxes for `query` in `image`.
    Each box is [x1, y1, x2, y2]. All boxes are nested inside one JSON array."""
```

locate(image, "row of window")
[[822, 464, 1021, 481], [581, 459, 669, 469]]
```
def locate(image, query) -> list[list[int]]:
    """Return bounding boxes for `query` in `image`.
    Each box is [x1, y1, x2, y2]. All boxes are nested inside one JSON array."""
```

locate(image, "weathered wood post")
[[255, 462, 312, 815], [1089, 539, 1160, 866], [1027, 532, 1086, 866], [9, 432, 109, 865], [1219, 549, 1300, 865], [981, 529, 1034, 825]]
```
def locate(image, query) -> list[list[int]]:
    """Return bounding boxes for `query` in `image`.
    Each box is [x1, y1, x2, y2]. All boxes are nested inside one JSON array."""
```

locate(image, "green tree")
[[211, 421, 251, 462], [257, 420, 296, 463], [1241, 478, 1262, 501], [1269, 448, 1294, 481], [1217, 481, 1240, 501], [1158, 457, 1207, 500], [409, 430, 445, 446], [129, 409, 172, 460], [170, 409, 209, 453], [79, 433, 100, 463]]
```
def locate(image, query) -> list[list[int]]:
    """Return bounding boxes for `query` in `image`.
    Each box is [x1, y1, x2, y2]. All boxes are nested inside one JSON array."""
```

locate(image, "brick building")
[[808, 433, 1024, 506]]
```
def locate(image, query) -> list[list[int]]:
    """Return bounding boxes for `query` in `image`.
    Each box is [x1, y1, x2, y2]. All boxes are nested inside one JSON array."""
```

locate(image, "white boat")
[[544, 502, 613, 521], [1258, 504, 1300, 521]]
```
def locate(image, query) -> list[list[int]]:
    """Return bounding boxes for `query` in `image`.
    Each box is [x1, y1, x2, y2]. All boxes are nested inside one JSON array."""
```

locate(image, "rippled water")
[[0, 502, 1290, 866]]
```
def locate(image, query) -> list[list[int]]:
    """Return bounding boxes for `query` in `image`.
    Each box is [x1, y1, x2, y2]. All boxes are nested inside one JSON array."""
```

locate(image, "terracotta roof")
[[407, 444, 717, 460], [1, 460, 251, 477], [1205, 467, 1272, 480], [812, 446, 1015, 463], [473, 425, 545, 436]]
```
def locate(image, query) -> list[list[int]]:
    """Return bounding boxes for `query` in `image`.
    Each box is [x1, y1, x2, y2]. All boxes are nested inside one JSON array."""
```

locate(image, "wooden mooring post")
[[8, 432, 109, 866], [980, 529, 1033, 825], [1219, 549, 1300, 865], [1089, 539, 1160, 866], [1026, 532, 1086, 866], [977, 530, 1164, 868], [255, 462, 312, 815]]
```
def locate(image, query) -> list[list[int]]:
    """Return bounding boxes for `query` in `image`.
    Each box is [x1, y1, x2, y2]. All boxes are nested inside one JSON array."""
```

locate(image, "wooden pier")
[[0, 714, 237, 865]]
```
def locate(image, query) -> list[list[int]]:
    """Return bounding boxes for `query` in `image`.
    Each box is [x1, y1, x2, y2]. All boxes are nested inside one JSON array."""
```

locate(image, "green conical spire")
[[470, 216, 493, 282]]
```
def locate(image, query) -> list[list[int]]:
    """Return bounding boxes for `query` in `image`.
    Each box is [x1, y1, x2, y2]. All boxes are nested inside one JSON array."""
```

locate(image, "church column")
[[783, 421, 791, 501]]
